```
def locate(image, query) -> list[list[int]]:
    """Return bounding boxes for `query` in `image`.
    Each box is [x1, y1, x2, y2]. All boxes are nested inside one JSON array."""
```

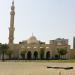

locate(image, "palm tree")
[[20, 50, 26, 60], [40, 48, 45, 60], [57, 48, 67, 59], [0, 44, 9, 61]]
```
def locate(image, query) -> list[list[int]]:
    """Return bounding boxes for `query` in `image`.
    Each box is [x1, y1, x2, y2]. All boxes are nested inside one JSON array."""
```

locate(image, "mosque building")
[[7, 1, 75, 60]]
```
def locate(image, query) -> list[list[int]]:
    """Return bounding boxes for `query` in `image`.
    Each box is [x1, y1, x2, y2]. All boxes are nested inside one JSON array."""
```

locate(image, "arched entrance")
[[46, 51, 50, 60], [27, 51, 32, 60], [34, 51, 38, 60]]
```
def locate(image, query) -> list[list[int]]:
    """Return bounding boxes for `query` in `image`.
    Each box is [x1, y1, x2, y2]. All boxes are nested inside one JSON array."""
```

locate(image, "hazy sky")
[[0, 0, 75, 48]]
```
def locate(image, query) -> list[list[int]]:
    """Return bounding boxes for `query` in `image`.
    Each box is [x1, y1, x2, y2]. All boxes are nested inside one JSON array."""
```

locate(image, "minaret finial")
[[11, 0, 15, 11], [12, 0, 14, 6]]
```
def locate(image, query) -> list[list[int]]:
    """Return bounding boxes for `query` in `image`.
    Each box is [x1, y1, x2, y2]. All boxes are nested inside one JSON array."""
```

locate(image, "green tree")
[[0, 44, 9, 61], [40, 48, 45, 60], [20, 50, 26, 59], [6, 50, 13, 60], [57, 48, 67, 59]]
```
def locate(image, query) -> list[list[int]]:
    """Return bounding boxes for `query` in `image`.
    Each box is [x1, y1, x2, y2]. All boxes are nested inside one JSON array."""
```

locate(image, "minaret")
[[9, 0, 15, 48]]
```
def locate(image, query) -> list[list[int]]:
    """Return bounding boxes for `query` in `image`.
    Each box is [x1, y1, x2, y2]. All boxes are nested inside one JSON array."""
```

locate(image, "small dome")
[[27, 35, 39, 44]]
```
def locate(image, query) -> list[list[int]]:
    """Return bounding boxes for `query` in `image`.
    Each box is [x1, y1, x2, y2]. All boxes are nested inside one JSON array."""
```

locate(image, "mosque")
[[8, 1, 75, 60]]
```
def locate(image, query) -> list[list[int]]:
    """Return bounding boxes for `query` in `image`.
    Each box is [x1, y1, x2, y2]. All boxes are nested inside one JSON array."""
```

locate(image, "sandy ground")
[[0, 61, 75, 75]]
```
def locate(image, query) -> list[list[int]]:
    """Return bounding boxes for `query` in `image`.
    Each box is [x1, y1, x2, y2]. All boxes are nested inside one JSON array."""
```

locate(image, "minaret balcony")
[[10, 11, 15, 15]]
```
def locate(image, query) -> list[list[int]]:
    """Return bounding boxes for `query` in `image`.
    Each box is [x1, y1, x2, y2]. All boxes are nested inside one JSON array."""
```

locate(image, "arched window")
[[46, 51, 50, 60], [27, 51, 32, 60], [34, 51, 38, 60]]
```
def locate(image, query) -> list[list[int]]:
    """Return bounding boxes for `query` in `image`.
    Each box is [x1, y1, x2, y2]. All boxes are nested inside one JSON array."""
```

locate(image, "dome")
[[27, 35, 39, 44]]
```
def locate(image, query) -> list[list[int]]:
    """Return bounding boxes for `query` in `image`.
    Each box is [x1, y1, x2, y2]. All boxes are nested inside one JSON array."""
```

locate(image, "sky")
[[0, 0, 75, 48]]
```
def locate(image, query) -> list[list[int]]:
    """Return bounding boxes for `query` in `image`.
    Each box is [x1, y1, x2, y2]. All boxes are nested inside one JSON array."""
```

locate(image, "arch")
[[27, 51, 32, 60], [46, 51, 50, 60], [34, 51, 38, 60]]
